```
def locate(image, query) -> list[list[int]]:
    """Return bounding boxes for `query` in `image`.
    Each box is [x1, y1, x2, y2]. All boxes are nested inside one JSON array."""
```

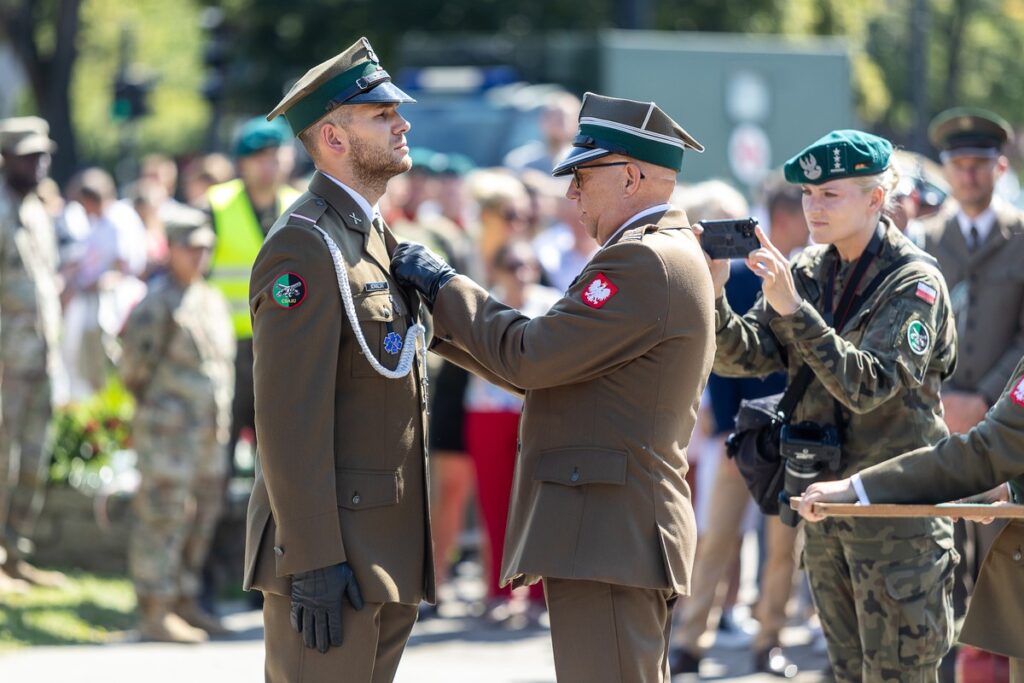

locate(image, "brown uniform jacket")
[[911, 199, 1024, 403], [858, 355, 1024, 658], [243, 172, 433, 606], [431, 208, 714, 595]]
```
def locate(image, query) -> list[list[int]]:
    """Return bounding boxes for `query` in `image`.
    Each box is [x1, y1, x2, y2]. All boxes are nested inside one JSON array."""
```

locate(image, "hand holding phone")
[[698, 218, 760, 260]]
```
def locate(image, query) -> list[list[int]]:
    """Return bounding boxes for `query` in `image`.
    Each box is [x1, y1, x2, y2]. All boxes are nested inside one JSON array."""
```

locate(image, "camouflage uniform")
[[0, 182, 62, 559], [120, 275, 235, 601], [714, 219, 959, 682]]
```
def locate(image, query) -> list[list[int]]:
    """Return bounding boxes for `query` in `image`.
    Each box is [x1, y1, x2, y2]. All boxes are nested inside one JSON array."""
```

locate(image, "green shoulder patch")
[[906, 319, 931, 356], [272, 273, 307, 308]]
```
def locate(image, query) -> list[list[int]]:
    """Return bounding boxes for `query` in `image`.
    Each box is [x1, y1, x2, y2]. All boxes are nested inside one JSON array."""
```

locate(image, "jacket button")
[[352, 494, 361, 505], [1014, 550, 1022, 562], [315, 199, 325, 206], [274, 546, 284, 557], [570, 468, 580, 483], [382, 309, 391, 318]]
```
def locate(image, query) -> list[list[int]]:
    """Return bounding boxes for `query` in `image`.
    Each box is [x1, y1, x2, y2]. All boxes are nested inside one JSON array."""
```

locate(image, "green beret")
[[928, 107, 1013, 160], [552, 92, 703, 177], [783, 130, 893, 185], [266, 37, 414, 135], [408, 147, 442, 175], [440, 153, 475, 177], [234, 116, 291, 157]]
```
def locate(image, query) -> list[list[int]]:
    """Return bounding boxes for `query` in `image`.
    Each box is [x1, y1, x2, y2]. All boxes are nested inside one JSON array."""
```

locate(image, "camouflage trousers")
[[0, 372, 54, 558], [803, 517, 958, 683], [130, 430, 226, 600]]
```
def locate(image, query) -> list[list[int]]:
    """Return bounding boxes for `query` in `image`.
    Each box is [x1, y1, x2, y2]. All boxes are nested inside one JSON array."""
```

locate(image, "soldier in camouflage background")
[[0, 117, 65, 592], [119, 208, 235, 643], [707, 131, 959, 682]]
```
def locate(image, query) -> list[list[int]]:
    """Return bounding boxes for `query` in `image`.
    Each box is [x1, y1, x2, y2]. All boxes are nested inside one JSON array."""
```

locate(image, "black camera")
[[698, 217, 760, 260], [777, 421, 842, 527]]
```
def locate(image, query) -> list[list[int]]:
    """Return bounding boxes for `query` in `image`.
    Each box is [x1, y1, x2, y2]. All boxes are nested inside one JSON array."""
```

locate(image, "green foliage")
[[0, 570, 135, 648], [72, 0, 209, 167], [49, 379, 134, 489]]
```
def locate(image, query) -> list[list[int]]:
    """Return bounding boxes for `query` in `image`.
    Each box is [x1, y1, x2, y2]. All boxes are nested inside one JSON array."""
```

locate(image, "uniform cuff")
[[851, 474, 871, 505], [714, 295, 733, 333]]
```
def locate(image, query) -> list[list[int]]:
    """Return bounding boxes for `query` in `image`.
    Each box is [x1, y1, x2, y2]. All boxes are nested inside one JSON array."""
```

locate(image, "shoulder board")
[[283, 195, 329, 229], [620, 223, 672, 242]]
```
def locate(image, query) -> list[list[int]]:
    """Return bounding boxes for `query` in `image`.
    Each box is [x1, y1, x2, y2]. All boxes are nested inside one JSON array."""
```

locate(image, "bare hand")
[[745, 225, 802, 316], [798, 479, 858, 523], [941, 391, 989, 435], [691, 223, 730, 298], [952, 484, 1011, 524]]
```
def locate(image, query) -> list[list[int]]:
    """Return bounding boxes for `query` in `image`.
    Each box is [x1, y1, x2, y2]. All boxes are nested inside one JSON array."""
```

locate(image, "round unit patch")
[[906, 320, 930, 356], [272, 273, 307, 309]]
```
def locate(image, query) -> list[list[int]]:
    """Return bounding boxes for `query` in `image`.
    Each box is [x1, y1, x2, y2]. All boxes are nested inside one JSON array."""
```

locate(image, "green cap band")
[[578, 122, 684, 171], [284, 61, 382, 134]]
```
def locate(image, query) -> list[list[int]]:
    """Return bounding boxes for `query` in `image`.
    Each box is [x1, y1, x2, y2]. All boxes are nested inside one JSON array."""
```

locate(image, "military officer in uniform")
[[799, 354, 1024, 679], [243, 37, 432, 682], [0, 117, 65, 591], [120, 208, 235, 643], [909, 111, 1024, 672], [392, 93, 714, 682], [707, 131, 958, 682]]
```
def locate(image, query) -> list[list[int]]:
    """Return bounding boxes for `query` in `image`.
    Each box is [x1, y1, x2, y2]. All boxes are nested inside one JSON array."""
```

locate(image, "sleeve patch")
[[272, 272, 307, 308], [915, 282, 937, 305], [1012, 377, 1024, 408], [905, 319, 931, 356], [581, 273, 618, 309]]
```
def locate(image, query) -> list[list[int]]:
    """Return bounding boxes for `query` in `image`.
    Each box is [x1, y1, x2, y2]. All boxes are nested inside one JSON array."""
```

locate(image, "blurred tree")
[[0, 0, 207, 182], [0, 0, 84, 183]]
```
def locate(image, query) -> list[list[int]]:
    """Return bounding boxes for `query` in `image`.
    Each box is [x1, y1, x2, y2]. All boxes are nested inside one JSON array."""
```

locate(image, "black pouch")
[[726, 365, 814, 515], [727, 392, 787, 515]]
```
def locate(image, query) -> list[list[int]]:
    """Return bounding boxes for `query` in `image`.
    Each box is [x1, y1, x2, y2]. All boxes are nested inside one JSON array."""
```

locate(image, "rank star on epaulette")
[[581, 273, 618, 309], [1012, 377, 1024, 408], [272, 273, 307, 308]]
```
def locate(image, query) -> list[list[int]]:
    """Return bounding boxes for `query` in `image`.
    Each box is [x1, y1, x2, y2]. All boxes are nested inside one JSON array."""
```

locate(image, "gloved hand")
[[290, 562, 364, 653], [390, 242, 457, 309]]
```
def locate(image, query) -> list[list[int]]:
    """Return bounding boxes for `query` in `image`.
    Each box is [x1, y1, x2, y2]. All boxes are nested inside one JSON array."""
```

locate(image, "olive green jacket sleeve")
[[768, 268, 954, 415], [859, 356, 1024, 504], [429, 338, 526, 399], [251, 226, 346, 576], [431, 241, 671, 390]]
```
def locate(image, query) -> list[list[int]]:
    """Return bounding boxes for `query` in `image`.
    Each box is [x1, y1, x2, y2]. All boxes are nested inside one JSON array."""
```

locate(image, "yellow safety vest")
[[208, 179, 301, 338]]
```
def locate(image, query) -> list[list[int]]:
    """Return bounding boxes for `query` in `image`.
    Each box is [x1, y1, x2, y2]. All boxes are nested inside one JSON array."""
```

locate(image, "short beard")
[[348, 132, 411, 196]]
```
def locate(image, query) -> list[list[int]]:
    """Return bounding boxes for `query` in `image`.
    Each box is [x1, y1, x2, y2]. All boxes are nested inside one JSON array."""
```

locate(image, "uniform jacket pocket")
[[533, 448, 627, 486], [336, 467, 402, 509]]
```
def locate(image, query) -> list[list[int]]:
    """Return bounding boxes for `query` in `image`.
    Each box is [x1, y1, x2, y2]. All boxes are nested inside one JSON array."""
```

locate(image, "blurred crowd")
[[1, 85, 1022, 680]]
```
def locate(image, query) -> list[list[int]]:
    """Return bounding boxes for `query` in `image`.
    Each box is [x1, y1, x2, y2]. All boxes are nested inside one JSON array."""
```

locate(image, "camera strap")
[[822, 224, 885, 330]]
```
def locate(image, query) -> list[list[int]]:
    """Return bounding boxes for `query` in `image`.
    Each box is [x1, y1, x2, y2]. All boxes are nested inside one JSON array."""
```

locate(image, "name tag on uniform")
[[364, 282, 389, 293]]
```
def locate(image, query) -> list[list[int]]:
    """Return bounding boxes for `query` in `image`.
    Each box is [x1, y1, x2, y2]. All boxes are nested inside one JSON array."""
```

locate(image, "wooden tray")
[[789, 499, 1024, 520]]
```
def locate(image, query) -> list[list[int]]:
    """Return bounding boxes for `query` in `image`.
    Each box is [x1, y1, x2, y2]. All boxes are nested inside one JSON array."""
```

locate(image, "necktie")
[[969, 225, 980, 252], [372, 215, 385, 237]]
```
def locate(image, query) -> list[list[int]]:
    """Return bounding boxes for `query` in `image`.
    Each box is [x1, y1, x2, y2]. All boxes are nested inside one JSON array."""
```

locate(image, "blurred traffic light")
[[112, 74, 156, 121]]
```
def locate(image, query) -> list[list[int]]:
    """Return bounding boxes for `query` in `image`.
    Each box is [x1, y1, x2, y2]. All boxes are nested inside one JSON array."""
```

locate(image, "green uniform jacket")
[[432, 208, 714, 596], [243, 172, 433, 606], [909, 199, 1024, 403], [714, 219, 957, 477], [858, 355, 1024, 658]]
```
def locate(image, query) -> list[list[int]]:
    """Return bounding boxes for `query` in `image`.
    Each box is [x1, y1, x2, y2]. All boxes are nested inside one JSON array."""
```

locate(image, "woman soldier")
[[703, 130, 959, 682]]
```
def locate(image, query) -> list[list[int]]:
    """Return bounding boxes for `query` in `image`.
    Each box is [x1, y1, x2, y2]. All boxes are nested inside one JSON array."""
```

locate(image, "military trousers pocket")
[[878, 546, 958, 668]]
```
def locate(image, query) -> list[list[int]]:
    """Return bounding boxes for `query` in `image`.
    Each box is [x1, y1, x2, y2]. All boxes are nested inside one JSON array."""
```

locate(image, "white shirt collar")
[[600, 203, 673, 250], [322, 172, 381, 224], [956, 205, 997, 246]]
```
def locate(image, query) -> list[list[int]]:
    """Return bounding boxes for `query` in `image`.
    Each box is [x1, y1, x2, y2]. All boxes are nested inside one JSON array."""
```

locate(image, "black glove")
[[290, 562, 364, 653], [390, 242, 457, 309]]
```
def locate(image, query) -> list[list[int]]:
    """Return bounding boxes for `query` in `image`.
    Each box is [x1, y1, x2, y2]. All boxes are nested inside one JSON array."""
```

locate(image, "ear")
[[321, 122, 348, 157], [623, 162, 643, 197], [868, 185, 885, 212]]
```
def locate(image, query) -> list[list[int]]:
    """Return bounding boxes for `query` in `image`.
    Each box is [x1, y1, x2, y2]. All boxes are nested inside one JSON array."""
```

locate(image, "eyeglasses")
[[571, 161, 646, 190]]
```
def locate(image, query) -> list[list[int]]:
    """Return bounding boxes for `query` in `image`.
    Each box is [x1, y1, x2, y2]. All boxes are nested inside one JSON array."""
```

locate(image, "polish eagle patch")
[[581, 273, 618, 309]]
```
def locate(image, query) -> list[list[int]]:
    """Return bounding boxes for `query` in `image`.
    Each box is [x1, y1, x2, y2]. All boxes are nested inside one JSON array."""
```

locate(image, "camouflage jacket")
[[714, 219, 957, 474], [119, 275, 235, 443], [0, 184, 62, 376]]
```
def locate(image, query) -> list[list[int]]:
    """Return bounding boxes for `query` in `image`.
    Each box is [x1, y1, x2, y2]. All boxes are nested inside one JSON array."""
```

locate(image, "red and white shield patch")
[[581, 273, 618, 309], [1012, 377, 1024, 408]]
